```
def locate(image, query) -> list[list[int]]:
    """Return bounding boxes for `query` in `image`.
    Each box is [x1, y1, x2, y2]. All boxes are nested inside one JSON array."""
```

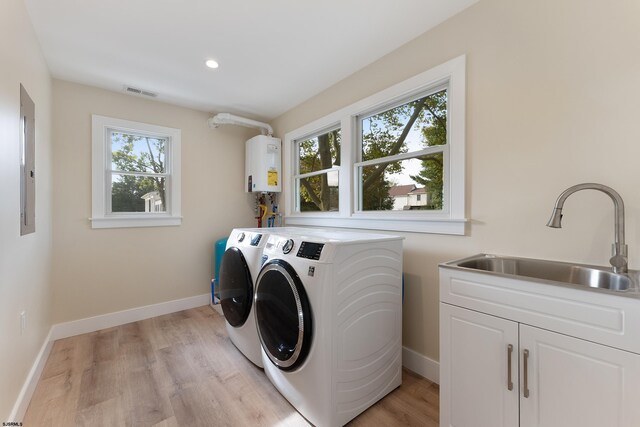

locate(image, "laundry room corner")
[[50, 80, 257, 325]]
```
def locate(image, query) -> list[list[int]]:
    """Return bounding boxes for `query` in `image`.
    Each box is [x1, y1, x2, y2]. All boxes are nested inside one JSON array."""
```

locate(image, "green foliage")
[[361, 161, 395, 210], [297, 89, 447, 212], [111, 133, 166, 213], [298, 130, 340, 211], [410, 90, 447, 210]]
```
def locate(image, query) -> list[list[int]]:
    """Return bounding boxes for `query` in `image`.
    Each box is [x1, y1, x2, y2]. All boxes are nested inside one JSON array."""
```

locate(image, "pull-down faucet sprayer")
[[547, 183, 627, 274]]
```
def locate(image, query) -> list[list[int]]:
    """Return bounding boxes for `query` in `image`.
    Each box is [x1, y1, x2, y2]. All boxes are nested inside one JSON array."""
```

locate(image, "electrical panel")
[[245, 135, 281, 193]]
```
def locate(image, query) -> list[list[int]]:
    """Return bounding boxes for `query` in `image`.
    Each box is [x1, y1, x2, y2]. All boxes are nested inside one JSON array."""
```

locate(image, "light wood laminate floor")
[[23, 306, 439, 426]]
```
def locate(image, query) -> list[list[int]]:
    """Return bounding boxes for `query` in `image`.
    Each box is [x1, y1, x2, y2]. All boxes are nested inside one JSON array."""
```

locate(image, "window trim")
[[283, 55, 466, 235], [91, 115, 182, 229]]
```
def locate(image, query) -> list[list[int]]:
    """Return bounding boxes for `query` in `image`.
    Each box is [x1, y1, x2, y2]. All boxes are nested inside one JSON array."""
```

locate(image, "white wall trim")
[[9, 328, 54, 422], [10, 293, 211, 421], [51, 293, 210, 340], [285, 216, 467, 235], [403, 345, 440, 384]]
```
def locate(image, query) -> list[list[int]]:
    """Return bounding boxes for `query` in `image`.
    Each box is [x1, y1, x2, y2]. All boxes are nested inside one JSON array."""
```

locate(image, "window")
[[91, 115, 181, 228], [284, 55, 466, 234], [294, 127, 341, 212], [356, 88, 447, 212]]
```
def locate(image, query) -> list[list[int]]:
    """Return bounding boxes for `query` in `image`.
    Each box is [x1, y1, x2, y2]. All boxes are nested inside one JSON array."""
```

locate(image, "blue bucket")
[[212, 238, 228, 304]]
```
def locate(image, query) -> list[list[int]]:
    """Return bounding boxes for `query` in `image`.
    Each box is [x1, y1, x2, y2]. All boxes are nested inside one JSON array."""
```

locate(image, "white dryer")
[[218, 227, 310, 367], [254, 229, 403, 426]]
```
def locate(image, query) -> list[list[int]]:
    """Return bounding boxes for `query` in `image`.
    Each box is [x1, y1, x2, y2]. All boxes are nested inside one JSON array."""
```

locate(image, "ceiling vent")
[[123, 85, 158, 98]]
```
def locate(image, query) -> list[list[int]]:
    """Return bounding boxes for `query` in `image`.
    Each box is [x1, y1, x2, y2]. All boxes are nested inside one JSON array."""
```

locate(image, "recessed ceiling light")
[[205, 59, 219, 69]]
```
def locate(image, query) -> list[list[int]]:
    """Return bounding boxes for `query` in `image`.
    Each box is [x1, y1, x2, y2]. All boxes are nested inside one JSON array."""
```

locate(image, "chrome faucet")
[[547, 183, 628, 274]]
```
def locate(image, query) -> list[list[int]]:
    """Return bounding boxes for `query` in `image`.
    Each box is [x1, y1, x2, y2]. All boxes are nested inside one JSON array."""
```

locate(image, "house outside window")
[[389, 184, 428, 210], [284, 55, 466, 234], [91, 115, 182, 229]]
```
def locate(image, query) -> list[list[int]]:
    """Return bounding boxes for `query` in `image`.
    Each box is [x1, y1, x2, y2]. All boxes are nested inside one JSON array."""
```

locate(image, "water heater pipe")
[[207, 113, 273, 136]]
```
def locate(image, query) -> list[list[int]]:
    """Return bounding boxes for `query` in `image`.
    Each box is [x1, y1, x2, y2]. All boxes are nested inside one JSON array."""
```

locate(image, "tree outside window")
[[284, 55, 465, 234], [296, 128, 341, 212], [358, 89, 447, 212], [110, 131, 168, 213], [293, 89, 447, 213]]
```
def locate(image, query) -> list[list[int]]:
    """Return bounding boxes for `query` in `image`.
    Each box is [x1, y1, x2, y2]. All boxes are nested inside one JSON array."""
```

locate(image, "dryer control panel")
[[250, 233, 263, 246], [297, 242, 324, 260]]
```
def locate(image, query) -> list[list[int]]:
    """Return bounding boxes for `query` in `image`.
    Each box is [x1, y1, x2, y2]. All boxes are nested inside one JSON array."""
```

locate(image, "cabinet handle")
[[523, 349, 530, 398], [507, 344, 513, 391]]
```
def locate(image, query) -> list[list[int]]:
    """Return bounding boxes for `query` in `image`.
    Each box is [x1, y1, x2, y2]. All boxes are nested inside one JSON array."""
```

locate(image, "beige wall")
[[51, 80, 256, 323], [0, 0, 53, 418], [272, 0, 640, 362]]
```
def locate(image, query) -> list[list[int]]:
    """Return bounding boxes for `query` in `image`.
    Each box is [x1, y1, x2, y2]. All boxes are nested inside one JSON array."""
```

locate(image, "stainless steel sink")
[[442, 254, 638, 293]]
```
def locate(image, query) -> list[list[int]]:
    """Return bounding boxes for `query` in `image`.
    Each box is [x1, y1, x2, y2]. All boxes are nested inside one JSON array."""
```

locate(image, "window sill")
[[284, 215, 467, 235], [90, 215, 182, 229]]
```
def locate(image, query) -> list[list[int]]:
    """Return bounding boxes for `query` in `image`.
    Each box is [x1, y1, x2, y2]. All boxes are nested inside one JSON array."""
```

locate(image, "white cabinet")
[[439, 264, 640, 427], [519, 324, 640, 427], [440, 302, 640, 427], [440, 304, 518, 427]]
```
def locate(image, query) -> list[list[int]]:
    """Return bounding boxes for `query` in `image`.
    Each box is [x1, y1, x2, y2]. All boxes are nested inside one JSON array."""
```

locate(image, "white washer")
[[254, 229, 404, 426], [218, 227, 312, 367]]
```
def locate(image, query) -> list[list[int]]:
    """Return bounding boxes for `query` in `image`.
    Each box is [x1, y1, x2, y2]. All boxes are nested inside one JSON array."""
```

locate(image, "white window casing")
[[91, 115, 182, 229], [283, 55, 466, 235]]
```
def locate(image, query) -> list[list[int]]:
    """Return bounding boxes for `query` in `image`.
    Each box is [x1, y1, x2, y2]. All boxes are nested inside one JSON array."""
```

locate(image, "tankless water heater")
[[245, 135, 281, 193]]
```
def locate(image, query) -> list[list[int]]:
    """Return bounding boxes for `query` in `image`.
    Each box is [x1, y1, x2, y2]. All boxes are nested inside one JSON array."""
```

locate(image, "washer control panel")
[[297, 241, 324, 260]]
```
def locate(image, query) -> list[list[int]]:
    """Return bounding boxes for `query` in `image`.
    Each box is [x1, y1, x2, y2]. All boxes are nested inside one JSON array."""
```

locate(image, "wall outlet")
[[20, 310, 26, 335]]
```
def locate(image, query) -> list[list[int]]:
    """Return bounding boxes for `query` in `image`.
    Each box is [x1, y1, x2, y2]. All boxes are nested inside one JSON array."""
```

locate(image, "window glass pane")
[[111, 174, 166, 213], [111, 131, 167, 173], [298, 171, 339, 212], [360, 153, 443, 211], [361, 89, 447, 161], [298, 129, 341, 175]]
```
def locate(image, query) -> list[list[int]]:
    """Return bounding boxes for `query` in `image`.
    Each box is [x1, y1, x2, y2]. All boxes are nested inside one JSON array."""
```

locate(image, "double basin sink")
[[443, 254, 638, 294]]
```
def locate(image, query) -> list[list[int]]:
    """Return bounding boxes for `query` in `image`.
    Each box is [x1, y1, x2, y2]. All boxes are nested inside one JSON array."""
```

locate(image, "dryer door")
[[255, 259, 312, 371], [219, 247, 253, 327]]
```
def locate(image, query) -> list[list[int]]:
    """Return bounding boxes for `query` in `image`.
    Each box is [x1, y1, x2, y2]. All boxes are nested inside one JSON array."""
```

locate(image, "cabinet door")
[[440, 303, 519, 427], [520, 324, 640, 427]]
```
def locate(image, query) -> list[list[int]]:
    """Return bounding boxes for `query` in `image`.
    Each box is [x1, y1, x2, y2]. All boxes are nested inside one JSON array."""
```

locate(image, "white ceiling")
[[24, 0, 478, 120]]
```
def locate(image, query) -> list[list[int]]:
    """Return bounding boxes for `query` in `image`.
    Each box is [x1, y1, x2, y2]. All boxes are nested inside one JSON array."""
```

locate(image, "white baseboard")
[[9, 328, 54, 422], [51, 293, 210, 340], [11, 293, 211, 421], [210, 303, 223, 315], [402, 346, 440, 384]]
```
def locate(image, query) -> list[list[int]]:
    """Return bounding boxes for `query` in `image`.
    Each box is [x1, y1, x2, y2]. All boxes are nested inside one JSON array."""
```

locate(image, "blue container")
[[211, 238, 228, 305], [214, 238, 228, 283]]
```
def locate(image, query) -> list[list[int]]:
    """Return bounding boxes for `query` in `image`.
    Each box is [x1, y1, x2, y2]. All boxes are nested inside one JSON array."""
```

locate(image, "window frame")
[[292, 125, 342, 214], [354, 83, 449, 214], [283, 55, 466, 235], [91, 115, 182, 229]]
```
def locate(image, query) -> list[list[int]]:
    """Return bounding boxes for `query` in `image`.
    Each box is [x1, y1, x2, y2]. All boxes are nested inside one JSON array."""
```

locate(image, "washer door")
[[255, 259, 312, 371], [219, 247, 253, 327]]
